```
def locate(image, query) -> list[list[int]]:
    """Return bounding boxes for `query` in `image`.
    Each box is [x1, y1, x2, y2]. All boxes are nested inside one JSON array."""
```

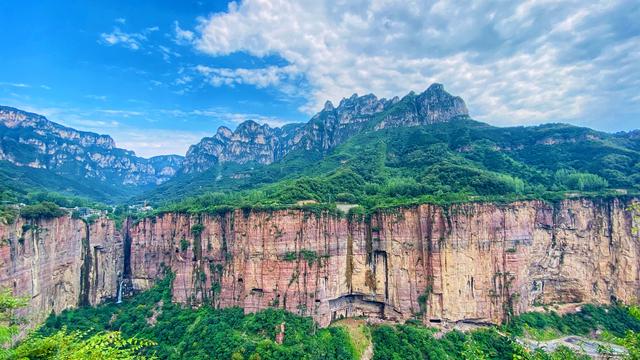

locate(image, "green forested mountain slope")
[[0, 160, 141, 204], [143, 119, 640, 211]]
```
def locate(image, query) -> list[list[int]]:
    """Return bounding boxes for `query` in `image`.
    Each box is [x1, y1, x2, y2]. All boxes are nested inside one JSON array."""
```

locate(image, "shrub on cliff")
[[0, 288, 28, 355], [20, 201, 66, 220]]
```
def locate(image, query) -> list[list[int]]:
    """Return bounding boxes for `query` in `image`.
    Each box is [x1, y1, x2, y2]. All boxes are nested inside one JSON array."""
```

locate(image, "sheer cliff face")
[[128, 198, 639, 327], [0, 216, 122, 329], [0, 198, 636, 331], [0, 106, 183, 186], [181, 83, 469, 173]]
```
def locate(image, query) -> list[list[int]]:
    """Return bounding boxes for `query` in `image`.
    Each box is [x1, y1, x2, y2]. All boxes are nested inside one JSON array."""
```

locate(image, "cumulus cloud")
[[186, 0, 640, 128]]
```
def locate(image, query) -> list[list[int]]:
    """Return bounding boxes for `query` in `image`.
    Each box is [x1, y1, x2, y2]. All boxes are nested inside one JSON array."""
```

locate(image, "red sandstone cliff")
[[0, 198, 637, 331], [0, 216, 122, 330], [128, 198, 640, 327]]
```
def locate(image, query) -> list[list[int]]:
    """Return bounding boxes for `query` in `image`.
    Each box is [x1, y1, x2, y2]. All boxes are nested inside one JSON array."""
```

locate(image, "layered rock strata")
[[0, 198, 636, 330], [0, 216, 122, 329], [128, 198, 639, 327]]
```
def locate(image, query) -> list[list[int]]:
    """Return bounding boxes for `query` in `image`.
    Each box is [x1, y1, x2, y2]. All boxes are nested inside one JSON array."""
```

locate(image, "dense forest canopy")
[[5, 272, 640, 359]]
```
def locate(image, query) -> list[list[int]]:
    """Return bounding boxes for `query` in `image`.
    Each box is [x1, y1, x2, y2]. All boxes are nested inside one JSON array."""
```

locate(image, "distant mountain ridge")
[[181, 83, 468, 173], [0, 106, 183, 199], [7, 82, 638, 205]]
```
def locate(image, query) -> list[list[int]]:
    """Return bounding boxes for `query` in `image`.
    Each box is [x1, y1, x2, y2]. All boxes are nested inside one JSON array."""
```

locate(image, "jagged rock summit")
[[181, 83, 468, 173]]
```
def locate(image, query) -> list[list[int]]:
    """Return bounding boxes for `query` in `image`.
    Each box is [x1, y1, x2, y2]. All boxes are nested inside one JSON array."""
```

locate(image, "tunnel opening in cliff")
[[328, 294, 388, 322]]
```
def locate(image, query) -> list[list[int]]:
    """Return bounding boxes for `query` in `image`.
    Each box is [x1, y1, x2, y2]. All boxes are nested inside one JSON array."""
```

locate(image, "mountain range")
[[1, 84, 639, 205]]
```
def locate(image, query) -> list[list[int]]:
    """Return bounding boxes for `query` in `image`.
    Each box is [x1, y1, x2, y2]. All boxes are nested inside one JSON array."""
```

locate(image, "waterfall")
[[116, 279, 124, 304]]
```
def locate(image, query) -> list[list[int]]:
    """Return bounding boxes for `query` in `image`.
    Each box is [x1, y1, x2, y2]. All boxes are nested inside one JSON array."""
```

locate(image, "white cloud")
[[187, 0, 640, 128], [195, 64, 299, 88], [109, 128, 210, 158], [99, 27, 146, 50], [173, 21, 195, 44], [160, 108, 292, 128], [175, 75, 193, 85], [97, 109, 144, 117], [158, 45, 181, 62], [115, 18, 126, 24], [0, 82, 30, 88], [85, 94, 107, 101], [71, 119, 120, 128]]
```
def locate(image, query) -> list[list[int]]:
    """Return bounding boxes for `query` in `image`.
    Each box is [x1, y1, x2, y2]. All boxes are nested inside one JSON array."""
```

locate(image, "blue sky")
[[1, 0, 639, 157]]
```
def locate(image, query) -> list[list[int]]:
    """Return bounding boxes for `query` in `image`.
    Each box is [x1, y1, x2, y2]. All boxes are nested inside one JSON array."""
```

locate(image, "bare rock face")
[[128, 198, 639, 327], [0, 197, 636, 332], [0, 216, 122, 331]]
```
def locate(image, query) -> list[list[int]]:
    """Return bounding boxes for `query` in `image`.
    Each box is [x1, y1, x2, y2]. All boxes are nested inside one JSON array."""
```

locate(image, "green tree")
[[0, 288, 28, 356], [11, 329, 156, 360]]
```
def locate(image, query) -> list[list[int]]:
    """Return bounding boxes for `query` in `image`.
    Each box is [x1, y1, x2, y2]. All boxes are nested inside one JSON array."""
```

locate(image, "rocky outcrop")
[[182, 121, 295, 172], [0, 106, 183, 187], [127, 197, 639, 327], [0, 216, 122, 330], [181, 83, 468, 173]]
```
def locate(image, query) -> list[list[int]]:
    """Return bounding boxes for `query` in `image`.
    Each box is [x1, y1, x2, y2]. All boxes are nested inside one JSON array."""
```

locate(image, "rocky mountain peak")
[[323, 100, 335, 111], [414, 83, 468, 123], [0, 106, 117, 150], [236, 119, 272, 134], [216, 126, 233, 138], [182, 83, 470, 174], [425, 83, 445, 93]]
